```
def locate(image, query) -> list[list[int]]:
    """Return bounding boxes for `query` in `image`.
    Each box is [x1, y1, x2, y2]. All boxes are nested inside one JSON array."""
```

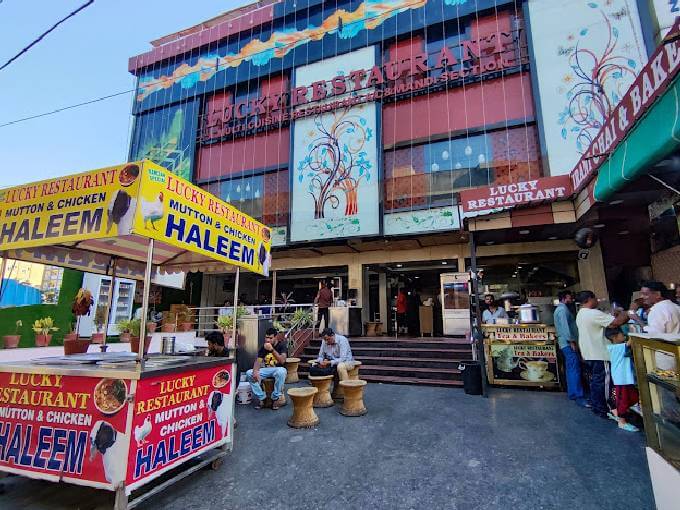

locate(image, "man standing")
[[554, 290, 586, 406], [313, 328, 355, 381], [575, 291, 631, 419], [315, 280, 333, 332], [482, 294, 508, 324], [641, 281, 680, 370], [246, 327, 287, 410]]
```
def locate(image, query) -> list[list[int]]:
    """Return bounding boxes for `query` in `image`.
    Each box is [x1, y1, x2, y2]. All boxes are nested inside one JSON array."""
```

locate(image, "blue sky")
[[0, 0, 252, 187]]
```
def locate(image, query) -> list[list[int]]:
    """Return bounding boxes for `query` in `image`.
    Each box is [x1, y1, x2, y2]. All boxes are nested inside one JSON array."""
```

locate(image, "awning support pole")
[[138, 239, 154, 369], [469, 232, 489, 398], [0, 252, 7, 300], [101, 257, 118, 349], [271, 270, 277, 315], [232, 268, 240, 351]]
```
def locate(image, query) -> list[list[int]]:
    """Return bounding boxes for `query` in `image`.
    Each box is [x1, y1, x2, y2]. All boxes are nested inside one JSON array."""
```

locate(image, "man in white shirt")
[[575, 290, 631, 419], [641, 281, 680, 370]]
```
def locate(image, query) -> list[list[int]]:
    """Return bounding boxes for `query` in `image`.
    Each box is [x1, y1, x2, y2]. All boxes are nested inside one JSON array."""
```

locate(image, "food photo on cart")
[[0, 160, 272, 509]]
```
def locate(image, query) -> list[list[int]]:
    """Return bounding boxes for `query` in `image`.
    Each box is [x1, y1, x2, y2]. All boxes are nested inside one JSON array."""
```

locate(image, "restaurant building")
[[127, 0, 673, 332]]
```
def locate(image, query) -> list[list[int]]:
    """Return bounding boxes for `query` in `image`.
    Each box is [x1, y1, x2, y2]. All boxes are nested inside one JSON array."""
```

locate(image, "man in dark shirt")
[[206, 331, 230, 357], [246, 327, 288, 409], [315, 280, 333, 331]]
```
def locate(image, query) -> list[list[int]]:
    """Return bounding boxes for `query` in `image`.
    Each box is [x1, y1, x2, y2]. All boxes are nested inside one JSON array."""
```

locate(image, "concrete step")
[[302, 346, 473, 359], [307, 339, 469, 350], [299, 354, 466, 369], [298, 371, 463, 388]]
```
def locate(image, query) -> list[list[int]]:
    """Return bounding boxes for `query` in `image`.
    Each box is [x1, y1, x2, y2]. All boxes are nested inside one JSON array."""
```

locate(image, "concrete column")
[[578, 241, 608, 298], [379, 272, 388, 333], [457, 256, 466, 273]]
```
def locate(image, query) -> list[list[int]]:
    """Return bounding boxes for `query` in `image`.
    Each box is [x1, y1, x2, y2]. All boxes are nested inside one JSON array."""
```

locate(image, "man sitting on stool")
[[246, 328, 287, 410], [311, 328, 355, 381]]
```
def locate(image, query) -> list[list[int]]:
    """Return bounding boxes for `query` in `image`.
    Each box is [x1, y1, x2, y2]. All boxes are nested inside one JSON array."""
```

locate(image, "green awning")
[[594, 76, 680, 202]]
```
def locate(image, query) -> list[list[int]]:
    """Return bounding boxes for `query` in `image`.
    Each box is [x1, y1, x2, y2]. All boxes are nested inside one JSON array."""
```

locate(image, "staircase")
[[298, 337, 473, 387]]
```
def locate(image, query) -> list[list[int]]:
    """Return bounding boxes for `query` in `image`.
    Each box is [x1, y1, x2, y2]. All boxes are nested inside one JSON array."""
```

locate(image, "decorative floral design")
[[384, 206, 460, 235], [297, 107, 373, 220], [556, 2, 640, 153]]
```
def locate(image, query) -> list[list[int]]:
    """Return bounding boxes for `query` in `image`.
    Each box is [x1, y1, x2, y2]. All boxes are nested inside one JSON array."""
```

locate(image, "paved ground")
[[1, 384, 654, 510]]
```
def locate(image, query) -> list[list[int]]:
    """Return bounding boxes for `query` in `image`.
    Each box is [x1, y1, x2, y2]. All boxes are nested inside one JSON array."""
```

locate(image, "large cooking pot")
[[518, 304, 540, 323]]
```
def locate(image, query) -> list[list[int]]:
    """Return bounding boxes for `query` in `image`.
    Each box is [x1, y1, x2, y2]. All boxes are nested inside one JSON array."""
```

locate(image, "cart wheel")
[[211, 457, 224, 470]]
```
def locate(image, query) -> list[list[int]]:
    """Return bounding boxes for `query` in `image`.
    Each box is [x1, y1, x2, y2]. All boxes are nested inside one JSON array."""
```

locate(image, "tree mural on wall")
[[297, 107, 373, 219], [557, 2, 640, 153]]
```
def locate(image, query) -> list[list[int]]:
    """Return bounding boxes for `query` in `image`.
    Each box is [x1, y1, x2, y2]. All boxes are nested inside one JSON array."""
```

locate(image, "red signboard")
[[125, 364, 234, 490], [0, 373, 132, 489], [460, 176, 572, 214], [569, 20, 680, 193]]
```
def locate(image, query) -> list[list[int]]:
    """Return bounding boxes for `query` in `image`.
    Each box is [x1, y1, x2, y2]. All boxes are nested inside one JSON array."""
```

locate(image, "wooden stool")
[[287, 387, 319, 428], [308, 375, 334, 407], [285, 357, 301, 384], [331, 374, 345, 402], [338, 380, 367, 417], [262, 378, 286, 408], [348, 361, 362, 381]]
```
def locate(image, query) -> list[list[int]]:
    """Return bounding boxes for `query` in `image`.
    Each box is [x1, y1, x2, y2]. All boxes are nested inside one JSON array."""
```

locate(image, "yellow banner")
[[133, 161, 272, 276], [0, 163, 143, 250]]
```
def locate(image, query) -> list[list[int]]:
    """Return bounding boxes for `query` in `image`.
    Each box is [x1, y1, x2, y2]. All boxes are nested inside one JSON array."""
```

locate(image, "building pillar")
[[379, 272, 388, 334], [457, 256, 466, 273], [578, 241, 608, 298]]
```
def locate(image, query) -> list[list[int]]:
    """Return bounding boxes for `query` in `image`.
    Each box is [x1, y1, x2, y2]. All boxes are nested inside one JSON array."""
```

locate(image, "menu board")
[[0, 373, 132, 489], [126, 363, 234, 490], [489, 343, 559, 386]]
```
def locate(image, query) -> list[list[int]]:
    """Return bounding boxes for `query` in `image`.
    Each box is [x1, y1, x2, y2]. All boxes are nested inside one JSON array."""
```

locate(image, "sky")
[[0, 0, 253, 188]]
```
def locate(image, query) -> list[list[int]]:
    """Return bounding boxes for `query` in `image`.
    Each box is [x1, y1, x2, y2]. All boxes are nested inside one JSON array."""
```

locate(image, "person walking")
[[553, 290, 586, 406], [315, 280, 333, 332], [575, 291, 631, 419], [396, 288, 408, 334]]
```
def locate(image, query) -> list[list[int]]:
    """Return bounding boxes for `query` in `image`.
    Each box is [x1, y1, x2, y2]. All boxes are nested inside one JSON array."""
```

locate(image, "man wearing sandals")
[[246, 327, 287, 410]]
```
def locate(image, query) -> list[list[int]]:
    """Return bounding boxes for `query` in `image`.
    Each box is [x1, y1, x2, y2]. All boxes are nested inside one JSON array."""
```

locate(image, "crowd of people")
[[554, 281, 680, 432]]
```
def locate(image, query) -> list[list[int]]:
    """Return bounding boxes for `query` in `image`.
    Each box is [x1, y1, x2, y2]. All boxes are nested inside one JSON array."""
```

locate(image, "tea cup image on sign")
[[519, 360, 553, 382]]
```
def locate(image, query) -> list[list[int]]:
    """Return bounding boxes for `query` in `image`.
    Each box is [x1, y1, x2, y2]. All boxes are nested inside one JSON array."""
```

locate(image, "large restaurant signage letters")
[[199, 29, 528, 142], [570, 19, 680, 193], [460, 176, 572, 214]]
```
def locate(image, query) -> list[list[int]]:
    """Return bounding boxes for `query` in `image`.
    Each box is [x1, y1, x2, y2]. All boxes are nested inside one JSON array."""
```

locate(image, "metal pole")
[[0, 252, 7, 300], [231, 268, 240, 351], [469, 232, 488, 397], [101, 257, 118, 349], [138, 239, 154, 369], [271, 270, 277, 316]]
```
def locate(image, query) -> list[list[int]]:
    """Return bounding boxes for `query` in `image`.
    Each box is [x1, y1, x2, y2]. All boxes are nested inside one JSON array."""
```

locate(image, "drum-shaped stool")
[[285, 357, 301, 384], [348, 361, 363, 381], [338, 380, 367, 417], [287, 387, 319, 428], [262, 378, 286, 408], [308, 375, 334, 407], [331, 375, 345, 402]]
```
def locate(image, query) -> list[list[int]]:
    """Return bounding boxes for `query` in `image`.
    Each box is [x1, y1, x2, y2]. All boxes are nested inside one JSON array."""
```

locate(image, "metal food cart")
[[0, 160, 272, 509]]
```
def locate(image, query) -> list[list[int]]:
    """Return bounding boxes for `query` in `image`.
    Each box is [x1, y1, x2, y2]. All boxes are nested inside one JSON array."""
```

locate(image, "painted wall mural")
[[290, 46, 379, 242], [384, 206, 461, 236], [135, 0, 472, 104], [130, 100, 199, 181], [527, 0, 646, 175]]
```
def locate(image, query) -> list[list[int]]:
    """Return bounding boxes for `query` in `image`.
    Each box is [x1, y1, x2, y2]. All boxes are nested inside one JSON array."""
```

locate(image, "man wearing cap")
[[313, 328, 355, 381]]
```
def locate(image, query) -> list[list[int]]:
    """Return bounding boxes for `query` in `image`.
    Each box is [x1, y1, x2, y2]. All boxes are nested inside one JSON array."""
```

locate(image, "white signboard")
[[527, 0, 647, 175], [290, 46, 379, 242]]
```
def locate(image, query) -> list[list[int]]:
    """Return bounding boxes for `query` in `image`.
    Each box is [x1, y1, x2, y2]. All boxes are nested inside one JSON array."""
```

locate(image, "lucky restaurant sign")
[[460, 176, 572, 214]]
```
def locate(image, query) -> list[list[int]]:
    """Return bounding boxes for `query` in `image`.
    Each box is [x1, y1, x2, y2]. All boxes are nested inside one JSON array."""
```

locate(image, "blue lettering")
[[152, 440, 167, 471], [19, 425, 33, 466], [216, 236, 229, 257], [203, 229, 216, 253], [168, 436, 180, 461], [180, 430, 191, 456], [48, 429, 67, 471], [185, 224, 201, 248], [0, 422, 10, 459], [229, 240, 241, 261], [5, 424, 21, 463], [33, 427, 51, 469], [192, 426, 202, 449], [135, 445, 153, 479], [63, 431, 87, 474], [202, 421, 215, 444], [165, 213, 185, 240], [241, 246, 254, 266]]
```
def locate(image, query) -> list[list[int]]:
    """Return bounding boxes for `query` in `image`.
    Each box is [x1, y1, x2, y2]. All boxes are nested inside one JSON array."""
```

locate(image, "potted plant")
[[128, 318, 151, 355], [63, 321, 91, 355], [33, 317, 59, 347], [116, 319, 134, 343], [92, 305, 107, 343], [63, 322, 78, 342], [215, 305, 248, 348], [3, 320, 22, 349], [147, 320, 158, 334], [175, 304, 194, 332], [291, 308, 314, 347]]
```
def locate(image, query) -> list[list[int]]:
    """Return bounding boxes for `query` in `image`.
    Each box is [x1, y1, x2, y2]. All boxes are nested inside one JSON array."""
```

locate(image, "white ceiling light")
[[396, 264, 403, 268], [519, 230, 530, 235], [618, 230, 630, 235], [485, 241, 495, 245], [610, 200, 624, 205], [593, 223, 605, 228], [548, 236, 557, 240], [441, 261, 448, 265], [431, 163, 440, 172], [442, 150, 450, 161], [465, 145, 473, 156]]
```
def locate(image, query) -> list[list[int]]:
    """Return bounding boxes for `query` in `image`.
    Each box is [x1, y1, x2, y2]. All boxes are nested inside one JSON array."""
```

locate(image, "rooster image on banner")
[[141, 192, 165, 230], [134, 416, 152, 446]]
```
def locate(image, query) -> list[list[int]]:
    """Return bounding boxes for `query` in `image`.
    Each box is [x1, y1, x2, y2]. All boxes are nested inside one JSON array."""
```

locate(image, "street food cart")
[[630, 333, 680, 509], [0, 160, 272, 509], [482, 323, 559, 389]]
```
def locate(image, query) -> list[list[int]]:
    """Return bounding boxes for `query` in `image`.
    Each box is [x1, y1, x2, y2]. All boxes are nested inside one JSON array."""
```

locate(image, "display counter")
[[0, 353, 235, 504], [482, 323, 559, 389], [630, 333, 680, 510], [329, 306, 363, 336]]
